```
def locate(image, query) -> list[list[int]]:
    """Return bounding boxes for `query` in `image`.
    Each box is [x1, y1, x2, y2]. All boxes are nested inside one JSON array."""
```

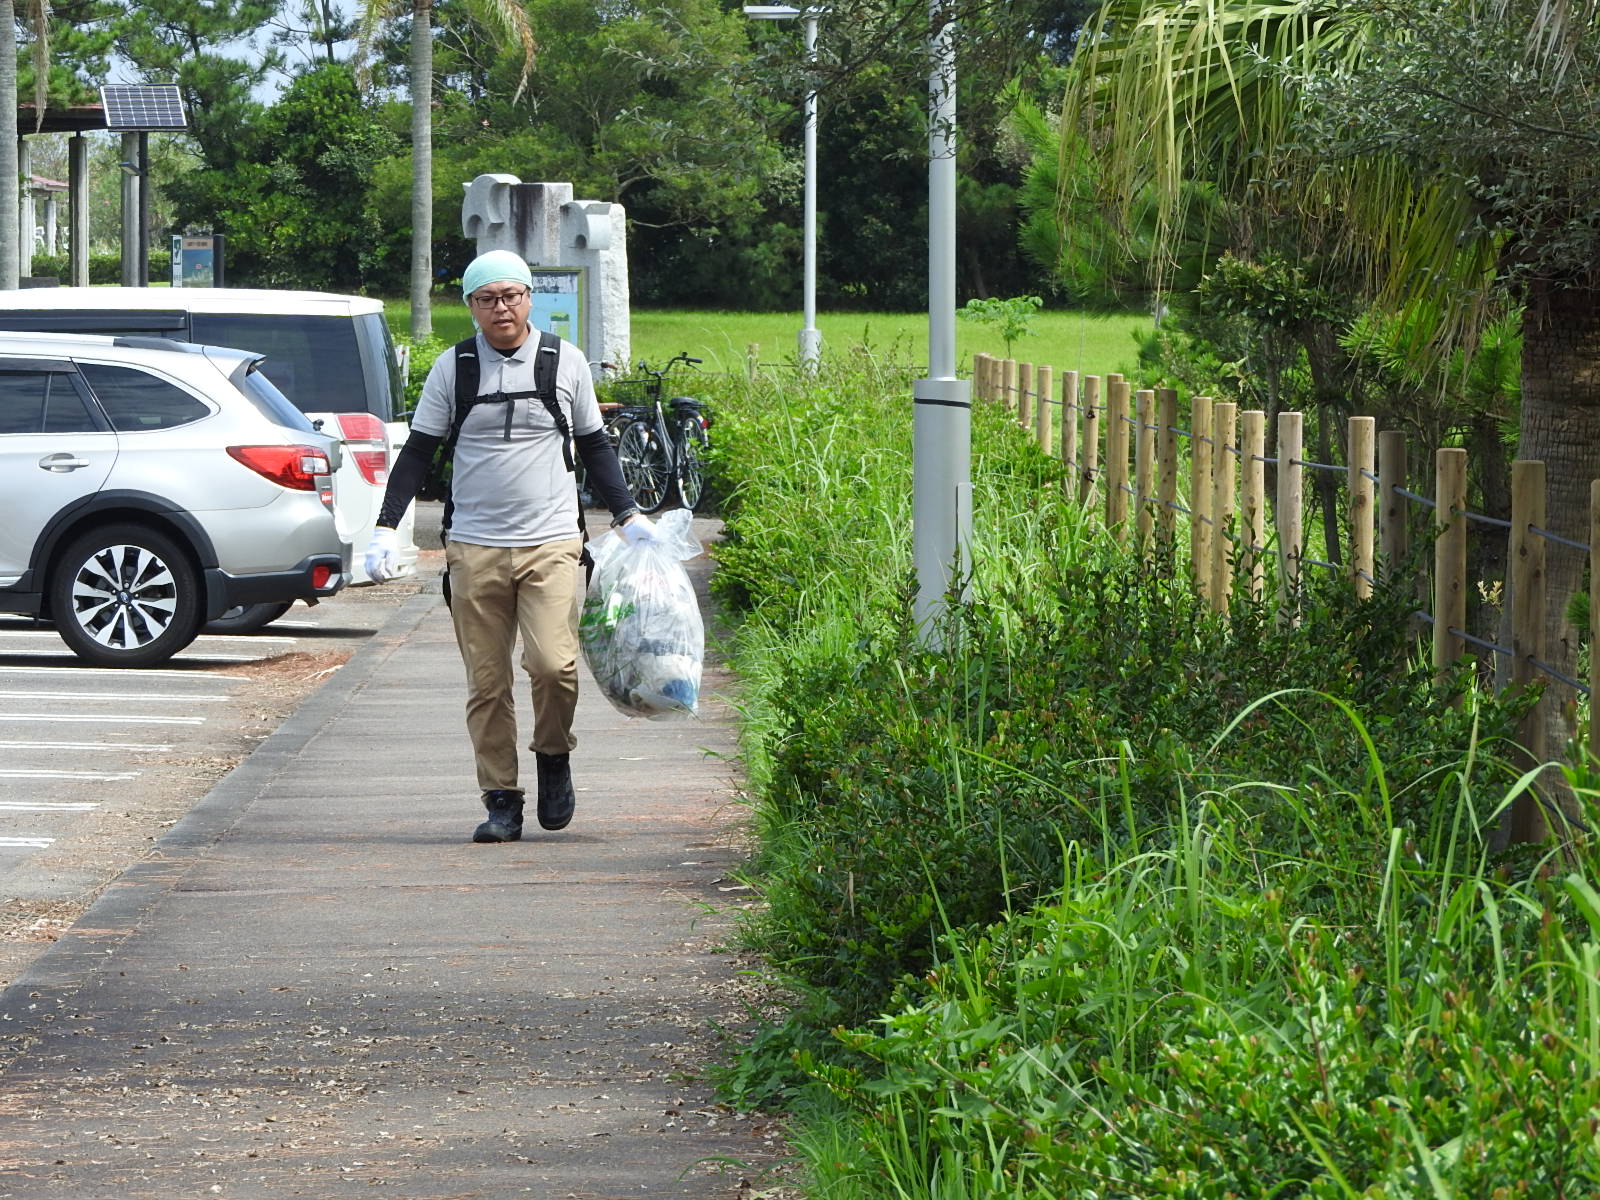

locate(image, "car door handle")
[[38, 452, 91, 472]]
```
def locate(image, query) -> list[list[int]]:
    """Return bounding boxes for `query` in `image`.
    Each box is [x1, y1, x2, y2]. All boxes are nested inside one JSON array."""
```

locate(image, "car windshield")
[[191, 313, 373, 420], [235, 361, 317, 432]]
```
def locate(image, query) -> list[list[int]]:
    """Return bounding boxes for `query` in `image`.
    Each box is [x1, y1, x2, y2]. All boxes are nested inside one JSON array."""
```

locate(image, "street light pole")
[[744, 5, 822, 372], [912, 0, 972, 642]]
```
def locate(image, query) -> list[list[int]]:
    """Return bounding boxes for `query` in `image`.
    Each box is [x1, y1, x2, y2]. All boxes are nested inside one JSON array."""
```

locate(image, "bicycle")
[[603, 353, 711, 514]]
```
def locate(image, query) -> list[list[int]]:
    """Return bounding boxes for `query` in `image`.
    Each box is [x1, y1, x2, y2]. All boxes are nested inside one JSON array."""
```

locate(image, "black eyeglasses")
[[469, 287, 531, 310]]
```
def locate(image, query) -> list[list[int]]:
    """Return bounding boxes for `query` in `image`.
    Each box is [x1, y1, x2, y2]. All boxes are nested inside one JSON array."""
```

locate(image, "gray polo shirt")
[[410, 332, 604, 548]]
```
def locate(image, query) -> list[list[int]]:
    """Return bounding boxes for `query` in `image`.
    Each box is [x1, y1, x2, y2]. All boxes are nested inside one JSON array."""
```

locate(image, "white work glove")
[[364, 527, 400, 582], [618, 514, 659, 548], [618, 514, 658, 548]]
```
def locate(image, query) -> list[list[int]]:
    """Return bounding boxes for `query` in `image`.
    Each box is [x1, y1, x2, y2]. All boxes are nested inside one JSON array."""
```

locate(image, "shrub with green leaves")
[[705, 348, 1587, 1197]]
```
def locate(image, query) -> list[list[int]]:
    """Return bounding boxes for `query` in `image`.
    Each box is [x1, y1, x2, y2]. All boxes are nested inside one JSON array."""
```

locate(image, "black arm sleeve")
[[576, 428, 639, 525], [375, 430, 443, 530]]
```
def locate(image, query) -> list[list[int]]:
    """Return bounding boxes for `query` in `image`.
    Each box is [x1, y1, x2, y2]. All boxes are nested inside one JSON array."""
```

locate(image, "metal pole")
[[137, 132, 150, 287], [912, 0, 972, 641], [799, 11, 821, 371]]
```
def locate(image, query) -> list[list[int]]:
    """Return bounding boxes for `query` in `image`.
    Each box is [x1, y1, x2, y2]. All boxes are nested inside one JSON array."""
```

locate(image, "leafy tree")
[[957, 293, 1042, 358], [1057, 0, 1600, 833], [4, 1, 51, 288], [356, 0, 532, 338], [166, 63, 400, 289], [112, 0, 279, 174]]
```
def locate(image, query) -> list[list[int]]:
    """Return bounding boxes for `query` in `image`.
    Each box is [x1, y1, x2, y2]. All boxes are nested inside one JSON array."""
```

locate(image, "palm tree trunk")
[[1514, 281, 1600, 831], [0, 2, 20, 290], [408, 0, 433, 339]]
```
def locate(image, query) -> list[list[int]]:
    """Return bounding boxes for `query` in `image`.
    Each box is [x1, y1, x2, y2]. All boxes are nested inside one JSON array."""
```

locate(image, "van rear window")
[[192, 314, 370, 419]]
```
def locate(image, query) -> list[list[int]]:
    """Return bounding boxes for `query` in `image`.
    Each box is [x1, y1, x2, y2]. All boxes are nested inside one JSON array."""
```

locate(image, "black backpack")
[[431, 330, 593, 596]]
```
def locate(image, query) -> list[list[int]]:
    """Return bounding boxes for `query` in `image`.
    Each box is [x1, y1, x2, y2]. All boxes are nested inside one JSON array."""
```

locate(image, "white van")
[[0, 288, 420, 621]]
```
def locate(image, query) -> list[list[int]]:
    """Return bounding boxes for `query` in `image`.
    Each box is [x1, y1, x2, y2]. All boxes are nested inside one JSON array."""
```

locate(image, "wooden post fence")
[[1191, 396, 1214, 602], [1210, 402, 1238, 613], [1080, 376, 1101, 506], [1349, 416, 1376, 601], [1106, 378, 1132, 540], [1277, 411, 1304, 625], [1135, 388, 1155, 547], [1018, 361, 1035, 430], [1002, 358, 1018, 414], [1061, 370, 1079, 490], [1433, 447, 1469, 688], [1157, 387, 1178, 553], [1240, 409, 1266, 602], [1037, 364, 1054, 455]]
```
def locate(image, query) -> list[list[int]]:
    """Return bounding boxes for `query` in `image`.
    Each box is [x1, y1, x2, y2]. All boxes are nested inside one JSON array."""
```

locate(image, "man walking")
[[364, 250, 651, 843]]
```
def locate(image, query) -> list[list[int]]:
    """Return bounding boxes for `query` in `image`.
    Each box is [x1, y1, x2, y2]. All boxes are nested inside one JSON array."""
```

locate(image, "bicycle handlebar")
[[634, 352, 703, 376]]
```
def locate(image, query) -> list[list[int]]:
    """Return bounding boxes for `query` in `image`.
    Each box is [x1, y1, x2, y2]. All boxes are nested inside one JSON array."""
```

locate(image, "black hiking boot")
[[535, 752, 575, 831], [472, 789, 524, 843]]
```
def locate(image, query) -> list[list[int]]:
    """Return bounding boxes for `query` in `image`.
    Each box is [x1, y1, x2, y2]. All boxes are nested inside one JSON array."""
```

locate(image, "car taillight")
[[311, 564, 332, 589], [336, 412, 390, 486], [227, 444, 331, 491]]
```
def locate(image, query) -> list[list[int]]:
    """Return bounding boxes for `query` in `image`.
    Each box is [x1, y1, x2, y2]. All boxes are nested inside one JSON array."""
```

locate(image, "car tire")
[[204, 600, 293, 635], [50, 524, 204, 668]]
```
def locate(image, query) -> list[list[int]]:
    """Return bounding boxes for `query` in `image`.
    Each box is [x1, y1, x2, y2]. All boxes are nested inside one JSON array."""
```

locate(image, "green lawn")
[[389, 303, 1153, 382]]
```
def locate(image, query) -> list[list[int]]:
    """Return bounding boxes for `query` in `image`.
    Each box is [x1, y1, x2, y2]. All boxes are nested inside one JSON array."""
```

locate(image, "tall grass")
[[384, 303, 1150, 380], [701, 345, 1600, 1198]]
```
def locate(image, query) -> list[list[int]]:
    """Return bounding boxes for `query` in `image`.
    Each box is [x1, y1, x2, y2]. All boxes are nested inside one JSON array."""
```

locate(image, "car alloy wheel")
[[50, 524, 203, 668]]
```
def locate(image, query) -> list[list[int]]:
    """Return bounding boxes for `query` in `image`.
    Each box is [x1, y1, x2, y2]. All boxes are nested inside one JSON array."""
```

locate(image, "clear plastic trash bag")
[[580, 507, 704, 719]]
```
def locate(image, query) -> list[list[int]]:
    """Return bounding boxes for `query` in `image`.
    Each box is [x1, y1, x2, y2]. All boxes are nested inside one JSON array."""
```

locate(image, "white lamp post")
[[913, 0, 972, 642], [744, 5, 822, 372]]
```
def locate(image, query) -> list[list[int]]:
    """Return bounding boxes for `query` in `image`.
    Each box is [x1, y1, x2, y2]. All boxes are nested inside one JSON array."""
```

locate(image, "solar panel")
[[99, 85, 187, 132]]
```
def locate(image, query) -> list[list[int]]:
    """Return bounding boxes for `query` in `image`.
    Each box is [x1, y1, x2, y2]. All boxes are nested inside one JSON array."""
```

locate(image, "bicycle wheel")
[[674, 412, 710, 511], [616, 419, 671, 513]]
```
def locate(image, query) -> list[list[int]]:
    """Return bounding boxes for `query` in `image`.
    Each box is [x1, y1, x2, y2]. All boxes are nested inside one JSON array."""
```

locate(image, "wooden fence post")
[[1349, 416, 1376, 600], [1002, 358, 1018, 413], [972, 353, 991, 402], [1241, 410, 1267, 602], [1433, 447, 1469, 686], [1037, 364, 1054, 455], [1191, 397, 1214, 603], [1135, 388, 1156, 547], [1277, 411, 1305, 625], [1106, 379, 1132, 540], [1018, 361, 1035, 429], [1080, 375, 1101, 506], [1509, 458, 1548, 841], [1210, 402, 1238, 613], [1157, 387, 1178, 554], [1379, 430, 1408, 580], [746, 343, 760, 382], [1061, 370, 1080, 482]]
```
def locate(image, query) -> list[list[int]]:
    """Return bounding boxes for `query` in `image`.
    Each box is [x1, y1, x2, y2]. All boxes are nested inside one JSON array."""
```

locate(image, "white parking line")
[[0, 800, 101, 811], [0, 837, 53, 848], [0, 666, 250, 682], [0, 740, 173, 752], [0, 770, 137, 782], [192, 635, 299, 645], [0, 713, 204, 725], [0, 690, 231, 703]]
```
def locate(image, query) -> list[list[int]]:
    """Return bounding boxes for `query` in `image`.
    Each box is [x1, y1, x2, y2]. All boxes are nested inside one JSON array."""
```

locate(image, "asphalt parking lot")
[[0, 523, 444, 990]]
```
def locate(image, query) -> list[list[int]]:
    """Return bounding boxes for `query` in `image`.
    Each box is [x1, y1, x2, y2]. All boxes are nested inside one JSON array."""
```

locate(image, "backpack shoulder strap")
[[534, 329, 561, 402], [438, 337, 480, 539], [532, 331, 576, 474], [449, 337, 481, 442]]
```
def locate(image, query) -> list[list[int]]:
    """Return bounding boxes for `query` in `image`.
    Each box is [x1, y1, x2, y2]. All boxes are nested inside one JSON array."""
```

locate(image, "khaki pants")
[[445, 538, 582, 792]]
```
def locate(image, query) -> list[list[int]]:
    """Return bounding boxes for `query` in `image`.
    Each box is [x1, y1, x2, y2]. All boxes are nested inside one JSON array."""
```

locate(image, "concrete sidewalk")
[[0, 537, 783, 1198]]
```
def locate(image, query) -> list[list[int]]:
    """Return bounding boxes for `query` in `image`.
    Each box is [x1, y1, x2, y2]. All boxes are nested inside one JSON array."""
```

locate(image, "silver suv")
[[0, 331, 349, 667]]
